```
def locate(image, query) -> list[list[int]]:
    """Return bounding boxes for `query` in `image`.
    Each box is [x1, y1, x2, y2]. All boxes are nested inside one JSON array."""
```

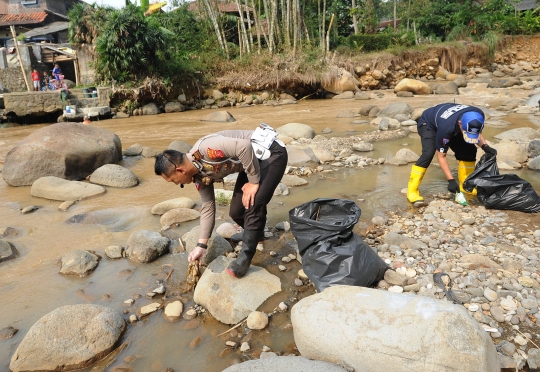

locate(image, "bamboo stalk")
[[236, 0, 251, 53], [326, 13, 334, 55], [244, 0, 254, 50], [11, 26, 30, 92]]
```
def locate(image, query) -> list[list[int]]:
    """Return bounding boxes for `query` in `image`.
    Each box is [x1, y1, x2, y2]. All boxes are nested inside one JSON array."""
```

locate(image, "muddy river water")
[[1, 86, 540, 371]]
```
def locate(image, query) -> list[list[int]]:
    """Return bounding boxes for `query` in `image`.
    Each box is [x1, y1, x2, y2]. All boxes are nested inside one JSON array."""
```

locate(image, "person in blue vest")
[[407, 103, 497, 205]]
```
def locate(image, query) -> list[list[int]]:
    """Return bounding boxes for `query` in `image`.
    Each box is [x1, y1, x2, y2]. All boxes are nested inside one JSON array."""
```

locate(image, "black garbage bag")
[[289, 198, 388, 292], [473, 175, 540, 213], [462, 152, 499, 193], [463, 153, 540, 213]]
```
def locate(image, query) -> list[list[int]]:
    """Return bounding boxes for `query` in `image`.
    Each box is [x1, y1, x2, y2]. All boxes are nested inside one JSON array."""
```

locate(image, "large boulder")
[[31, 176, 106, 201], [59, 250, 100, 277], [276, 123, 315, 139], [125, 230, 170, 263], [2, 123, 122, 186], [435, 82, 459, 95], [286, 146, 319, 166], [491, 139, 528, 163], [184, 226, 233, 265], [142, 103, 160, 115], [168, 140, 192, 153], [9, 304, 125, 372], [291, 286, 498, 372], [194, 256, 281, 324], [151, 197, 196, 215], [494, 127, 538, 142], [89, 164, 138, 188], [160, 208, 200, 228], [394, 78, 431, 95], [387, 148, 420, 165], [377, 102, 414, 119], [200, 111, 236, 122], [309, 146, 335, 162], [222, 356, 347, 372], [164, 101, 185, 113], [322, 67, 359, 94]]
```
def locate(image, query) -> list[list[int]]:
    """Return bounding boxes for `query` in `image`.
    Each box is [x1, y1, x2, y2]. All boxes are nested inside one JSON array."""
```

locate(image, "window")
[[21, 0, 38, 5]]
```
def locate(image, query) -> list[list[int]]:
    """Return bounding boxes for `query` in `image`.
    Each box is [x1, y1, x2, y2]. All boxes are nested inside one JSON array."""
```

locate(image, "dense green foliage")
[[347, 31, 416, 51]]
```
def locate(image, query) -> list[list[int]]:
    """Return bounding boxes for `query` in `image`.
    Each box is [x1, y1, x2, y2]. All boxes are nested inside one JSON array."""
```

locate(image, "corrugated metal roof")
[[0, 11, 48, 26], [514, 0, 537, 11], [23, 21, 68, 38]]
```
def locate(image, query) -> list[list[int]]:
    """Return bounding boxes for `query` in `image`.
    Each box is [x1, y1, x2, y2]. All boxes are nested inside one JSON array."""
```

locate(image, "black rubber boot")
[[227, 229, 262, 278], [231, 231, 244, 243]]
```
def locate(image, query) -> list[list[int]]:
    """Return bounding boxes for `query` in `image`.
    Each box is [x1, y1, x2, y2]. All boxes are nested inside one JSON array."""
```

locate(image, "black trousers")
[[415, 124, 477, 168], [229, 141, 288, 231]]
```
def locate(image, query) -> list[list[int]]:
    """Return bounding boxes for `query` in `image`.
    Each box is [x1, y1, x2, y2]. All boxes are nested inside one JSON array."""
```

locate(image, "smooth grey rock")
[[142, 102, 160, 115], [168, 140, 192, 153], [353, 142, 374, 152], [273, 183, 290, 196], [104, 246, 124, 259], [494, 127, 538, 141], [528, 348, 540, 370], [124, 143, 143, 156], [396, 91, 414, 97], [151, 197, 196, 215], [528, 156, 540, 170], [332, 91, 355, 99], [9, 304, 125, 372], [384, 232, 427, 250], [31, 177, 106, 201], [0, 326, 18, 340], [281, 175, 308, 186], [2, 123, 122, 186], [384, 270, 408, 286], [193, 256, 281, 324], [388, 148, 419, 164], [492, 139, 528, 163], [336, 109, 356, 118], [435, 82, 459, 95], [184, 226, 232, 265], [222, 356, 347, 371], [0, 226, 18, 238], [0, 240, 15, 262], [125, 230, 170, 263], [200, 111, 236, 122], [359, 104, 377, 116], [309, 146, 335, 162], [378, 117, 389, 131], [89, 164, 138, 188], [160, 208, 200, 228], [59, 250, 99, 276], [286, 146, 319, 166], [216, 222, 238, 239], [277, 123, 315, 139], [141, 146, 159, 158], [164, 101, 185, 113], [291, 286, 498, 372], [355, 92, 371, 100]]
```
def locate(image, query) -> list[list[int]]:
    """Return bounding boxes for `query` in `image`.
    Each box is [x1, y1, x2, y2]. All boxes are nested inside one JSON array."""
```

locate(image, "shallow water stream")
[[1, 86, 540, 371]]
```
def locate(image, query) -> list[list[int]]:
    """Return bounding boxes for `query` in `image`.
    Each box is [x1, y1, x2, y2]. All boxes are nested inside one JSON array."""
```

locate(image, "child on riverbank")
[[52, 64, 62, 81], [31, 69, 40, 91]]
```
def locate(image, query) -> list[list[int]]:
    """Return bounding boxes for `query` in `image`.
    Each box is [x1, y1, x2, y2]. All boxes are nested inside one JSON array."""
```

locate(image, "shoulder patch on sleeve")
[[207, 148, 224, 159]]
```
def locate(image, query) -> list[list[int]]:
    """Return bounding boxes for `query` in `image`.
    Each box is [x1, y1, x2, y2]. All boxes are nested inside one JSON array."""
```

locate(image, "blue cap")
[[461, 111, 484, 144]]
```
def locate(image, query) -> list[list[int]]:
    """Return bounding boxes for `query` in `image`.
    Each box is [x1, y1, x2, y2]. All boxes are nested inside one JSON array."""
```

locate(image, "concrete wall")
[[0, 67, 29, 92], [5, 0, 78, 15], [76, 45, 95, 85], [4, 90, 64, 116]]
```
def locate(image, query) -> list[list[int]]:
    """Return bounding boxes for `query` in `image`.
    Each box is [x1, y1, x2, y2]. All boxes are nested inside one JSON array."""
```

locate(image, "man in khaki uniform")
[[155, 125, 288, 278]]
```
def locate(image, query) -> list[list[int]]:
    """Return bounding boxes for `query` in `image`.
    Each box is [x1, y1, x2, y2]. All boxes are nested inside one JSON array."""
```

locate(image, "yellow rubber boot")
[[407, 165, 427, 203], [458, 161, 477, 195]]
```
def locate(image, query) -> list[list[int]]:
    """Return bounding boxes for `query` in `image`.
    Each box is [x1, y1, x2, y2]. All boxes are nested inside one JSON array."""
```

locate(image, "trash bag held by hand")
[[463, 153, 499, 193], [289, 198, 388, 292]]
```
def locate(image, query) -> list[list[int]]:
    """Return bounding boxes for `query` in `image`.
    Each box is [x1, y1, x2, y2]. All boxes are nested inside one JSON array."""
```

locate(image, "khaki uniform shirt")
[[187, 130, 258, 240]]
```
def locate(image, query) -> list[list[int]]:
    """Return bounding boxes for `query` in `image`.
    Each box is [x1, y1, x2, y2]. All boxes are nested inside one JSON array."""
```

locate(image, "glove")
[[482, 144, 497, 155], [448, 179, 459, 193], [188, 246, 206, 265]]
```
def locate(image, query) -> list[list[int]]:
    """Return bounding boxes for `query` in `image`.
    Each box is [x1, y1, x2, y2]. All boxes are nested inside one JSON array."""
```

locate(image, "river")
[[1, 87, 540, 371]]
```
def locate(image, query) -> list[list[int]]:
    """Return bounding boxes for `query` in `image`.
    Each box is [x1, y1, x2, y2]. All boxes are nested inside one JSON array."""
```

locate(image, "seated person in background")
[[41, 71, 50, 91], [52, 63, 62, 80]]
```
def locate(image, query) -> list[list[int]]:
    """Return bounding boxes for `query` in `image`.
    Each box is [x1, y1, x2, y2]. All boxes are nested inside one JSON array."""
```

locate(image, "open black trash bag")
[[463, 153, 540, 213], [289, 198, 388, 292]]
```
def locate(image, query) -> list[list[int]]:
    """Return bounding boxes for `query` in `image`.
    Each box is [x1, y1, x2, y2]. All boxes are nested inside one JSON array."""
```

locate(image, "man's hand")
[[242, 182, 259, 209], [188, 246, 206, 265], [448, 179, 459, 193], [482, 144, 497, 155]]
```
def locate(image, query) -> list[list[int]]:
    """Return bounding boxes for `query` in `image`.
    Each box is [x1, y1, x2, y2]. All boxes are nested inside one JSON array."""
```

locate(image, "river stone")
[[141, 146, 159, 158], [286, 145, 319, 166], [359, 104, 377, 116], [216, 222, 238, 239], [59, 250, 99, 277], [9, 304, 125, 372], [396, 91, 414, 97], [2, 123, 122, 186], [333, 91, 355, 100], [353, 142, 374, 152], [394, 78, 431, 95], [0, 226, 18, 238], [336, 109, 356, 118], [125, 230, 170, 263], [160, 208, 200, 228], [355, 92, 371, 100], [459, 254, 501, 270], [194, 256, 281, 324], [200, 111, 236, 122], [89, 164, 139, 188], [0, 240, 15, 262], [184, 226, 232, 265], [384, 232, 427, 250], [164, 301, 183, 322], [124, 143, 143, 156], [388, 148, 419, 165], [151, 197, 196, 215], [276, 123, 315, 139], [377, 102, 414, 118], [281, 174, 308, 186], [492, 139, 528, 163], [322, 68, 358, 94], [528, 157, 540, 170], [494, 127, 538, 141], [105, 246, 124, 259], [489, 306, 505, 322], [0, 326, 18, 340], [222, 356, 347, 371], [168, 140, 192, 153], [142, 103, 159, 115], [164, 101, 185, 113], [291, 286, 498, 372], [247, 311, 269, 330], [528, 139, 540, 157], [273, 183, 289, 196], [435, 82, 459, 95], [384, 269, 408, 286], [309, 146, 335, 162], [528, 349, 540, 370], [31, 176, 106, 201]]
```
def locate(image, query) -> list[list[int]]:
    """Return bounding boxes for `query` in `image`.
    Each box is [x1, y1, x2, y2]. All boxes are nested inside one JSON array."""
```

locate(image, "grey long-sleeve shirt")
[[187, 130, 258, 240]]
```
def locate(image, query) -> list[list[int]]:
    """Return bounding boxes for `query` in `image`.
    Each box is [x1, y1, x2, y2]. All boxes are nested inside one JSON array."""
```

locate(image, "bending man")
[[155, 125, 288, 278], [407, 103, 497, 205]]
